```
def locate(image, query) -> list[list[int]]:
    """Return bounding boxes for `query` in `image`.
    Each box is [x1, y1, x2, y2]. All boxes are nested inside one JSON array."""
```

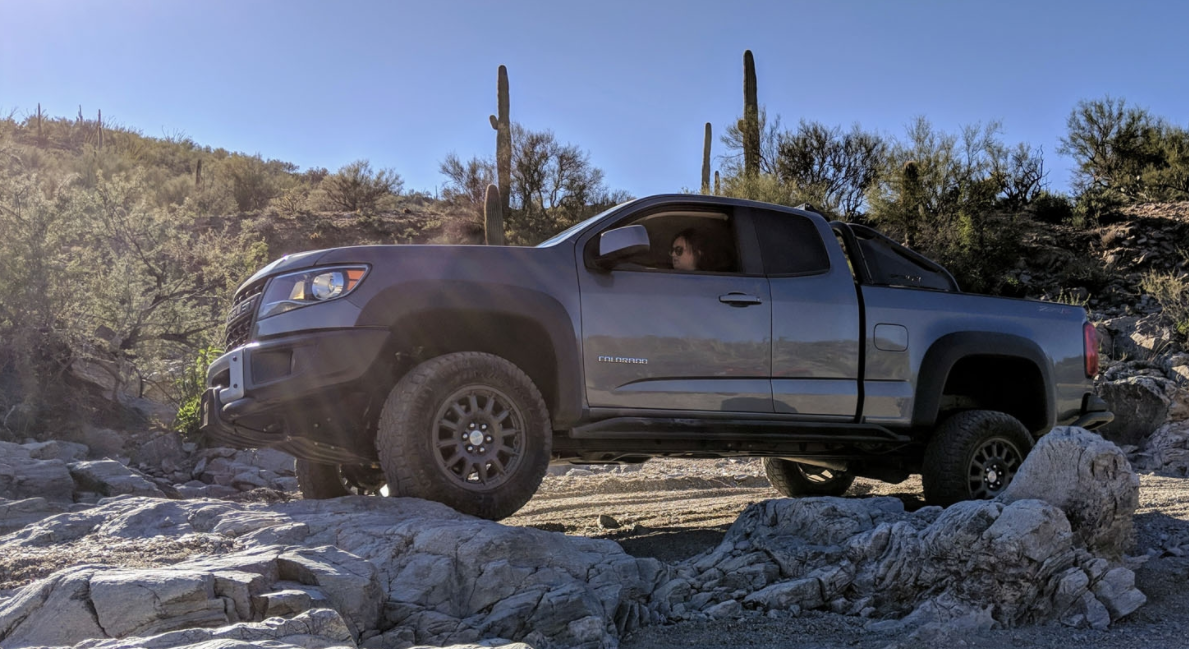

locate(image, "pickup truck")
[[201, 194, 1113, 520]]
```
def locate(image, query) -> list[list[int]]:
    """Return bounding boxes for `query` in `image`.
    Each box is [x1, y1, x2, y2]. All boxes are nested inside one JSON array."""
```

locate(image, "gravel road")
[[507, 459, 1189, 649]]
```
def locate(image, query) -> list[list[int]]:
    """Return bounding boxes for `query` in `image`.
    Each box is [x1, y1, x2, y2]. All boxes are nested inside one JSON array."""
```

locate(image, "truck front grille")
[[223, 281, 264, 350]]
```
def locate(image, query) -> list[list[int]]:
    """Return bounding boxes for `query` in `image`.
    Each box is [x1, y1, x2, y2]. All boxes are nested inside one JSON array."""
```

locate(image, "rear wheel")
[[376, 352, 551, 520], [922, 410, 1032, 507], [763, 458, 856, 497]]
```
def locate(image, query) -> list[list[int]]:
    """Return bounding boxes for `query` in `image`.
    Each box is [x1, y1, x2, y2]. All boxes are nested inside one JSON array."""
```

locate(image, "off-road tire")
[[295, 459, 350, 499], [763, 458, 856, 497], [922, 410, 1033, 507], [376, 352, 551, 520]]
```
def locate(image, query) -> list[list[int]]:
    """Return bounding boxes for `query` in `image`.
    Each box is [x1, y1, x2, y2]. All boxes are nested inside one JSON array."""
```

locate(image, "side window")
[[591, 210, 741, 274], [753, 211, 831, 276]]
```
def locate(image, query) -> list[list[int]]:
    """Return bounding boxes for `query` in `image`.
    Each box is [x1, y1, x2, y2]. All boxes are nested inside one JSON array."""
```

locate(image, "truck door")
[[576, 205, 773, 413], [750, 207, 862, 419]]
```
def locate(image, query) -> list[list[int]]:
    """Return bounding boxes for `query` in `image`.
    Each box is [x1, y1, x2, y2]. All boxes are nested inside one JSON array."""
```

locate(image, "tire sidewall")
[[378, 352, 551, 520], [922, 410, 1033, 506]]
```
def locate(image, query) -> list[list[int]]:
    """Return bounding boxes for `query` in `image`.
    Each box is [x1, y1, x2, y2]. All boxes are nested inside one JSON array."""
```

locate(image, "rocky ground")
[[0, 429, 1183, 649], [517, 460, 1189, 649]]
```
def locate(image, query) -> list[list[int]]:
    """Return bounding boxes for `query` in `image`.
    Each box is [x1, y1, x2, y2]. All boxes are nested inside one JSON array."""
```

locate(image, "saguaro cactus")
[[488, 65, 512, 220], [484, 184, 505, 245], [741, 50, 760, 176], [36, 103, 43, 147], [701, 122, 712, 194], [97, 109, 104, 149], [714, 170, 721, 196], [195, 159, 203, 188], [484, 184, 504, 245]]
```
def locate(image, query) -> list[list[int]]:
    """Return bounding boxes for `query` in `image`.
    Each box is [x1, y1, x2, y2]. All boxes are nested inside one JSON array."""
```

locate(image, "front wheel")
[[763, 458, 856, 497], [376, 352, 551, 520], [921, 410, 1033, 507]]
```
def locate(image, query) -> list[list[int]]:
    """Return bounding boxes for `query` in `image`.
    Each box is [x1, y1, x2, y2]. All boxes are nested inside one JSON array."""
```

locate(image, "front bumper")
[[1070, 394, 1114, 430], [200, 327, 389, 462]]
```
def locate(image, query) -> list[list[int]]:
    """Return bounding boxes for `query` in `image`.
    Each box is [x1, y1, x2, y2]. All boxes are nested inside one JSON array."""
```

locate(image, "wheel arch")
[[912, 332, 1055, 433], [359, 281, 584, 428]]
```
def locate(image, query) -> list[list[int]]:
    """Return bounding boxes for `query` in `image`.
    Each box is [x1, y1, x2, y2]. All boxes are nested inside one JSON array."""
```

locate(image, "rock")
[[1001, 427, 1140, 557], [1098, 375, 1177, 446], [68, 459, 165, 498], [255, 588, 314, 619], [82, 427, 127, 459], [0, 497, 71, 534], [23, 440, 90, 463], [704, 599, 742, 618], [134, 433, 186, 468], [1091, 566, 1146, 621], [1133, 420, 1189, 476], [0, 496, 664, 648], [1097, 314, 1180, 361], [0, 441, 76, 502], [234, 448, 296, 476], [89, 569, 228, 637], [52, 608, 355, 649], [0, 569, 107, 648], [597, 514, 621, 529]]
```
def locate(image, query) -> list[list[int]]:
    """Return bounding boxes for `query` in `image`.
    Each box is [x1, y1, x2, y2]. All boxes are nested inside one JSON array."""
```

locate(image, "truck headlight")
[[258, 265, 368, 319]]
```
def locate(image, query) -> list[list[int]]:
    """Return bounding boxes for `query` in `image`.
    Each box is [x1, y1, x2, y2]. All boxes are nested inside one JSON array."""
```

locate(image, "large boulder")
[[1000, 427, 1139, 557], [1098, 375, 1179, 446]]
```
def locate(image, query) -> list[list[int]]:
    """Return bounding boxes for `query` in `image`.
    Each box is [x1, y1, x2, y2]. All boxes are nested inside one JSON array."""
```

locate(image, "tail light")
[[1083, 322, 1100, 377]]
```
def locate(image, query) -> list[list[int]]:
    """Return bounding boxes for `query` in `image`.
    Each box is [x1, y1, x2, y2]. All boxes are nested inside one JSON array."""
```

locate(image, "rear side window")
[[753, 211, 831, 276]]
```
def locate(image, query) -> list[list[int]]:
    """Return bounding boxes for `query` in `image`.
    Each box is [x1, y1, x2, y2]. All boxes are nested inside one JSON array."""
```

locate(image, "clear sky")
[[2, 0, 1186, 198]]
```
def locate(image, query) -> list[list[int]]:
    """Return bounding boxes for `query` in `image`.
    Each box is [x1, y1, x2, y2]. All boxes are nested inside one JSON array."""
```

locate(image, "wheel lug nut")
[[479, 446, 486, 453], [485, 436, 492, 443], [469, 422, 476, 429], [466, 445, 474, 452], [481, 424, 487, 431]]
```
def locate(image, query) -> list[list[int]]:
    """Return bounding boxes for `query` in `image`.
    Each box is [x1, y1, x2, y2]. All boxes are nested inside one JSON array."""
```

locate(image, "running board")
[[568, 416, 910, 444]]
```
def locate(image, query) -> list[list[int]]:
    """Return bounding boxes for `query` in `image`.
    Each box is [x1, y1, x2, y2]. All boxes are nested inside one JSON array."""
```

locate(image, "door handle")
[[719, 292, 763, 307]]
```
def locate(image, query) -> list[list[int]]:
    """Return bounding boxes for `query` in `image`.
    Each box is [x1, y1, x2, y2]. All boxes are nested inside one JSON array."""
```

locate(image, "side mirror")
[[596, 225, 650, 269]]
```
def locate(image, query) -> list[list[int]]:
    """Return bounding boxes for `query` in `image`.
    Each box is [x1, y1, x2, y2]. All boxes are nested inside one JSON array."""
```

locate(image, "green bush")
[[323, 160, 402, 212], [172, 346, 223, 439], [1141, 271, 1189, 338], [1030, 191, 1073, 225]]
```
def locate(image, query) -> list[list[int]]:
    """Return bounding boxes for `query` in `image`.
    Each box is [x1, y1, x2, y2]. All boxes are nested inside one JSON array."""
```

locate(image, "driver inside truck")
[[670, 228, 703, 271]]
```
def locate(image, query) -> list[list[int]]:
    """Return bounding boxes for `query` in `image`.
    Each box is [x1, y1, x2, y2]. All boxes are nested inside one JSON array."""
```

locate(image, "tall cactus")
[[484, 184, 504, 245], [714, 170, 721, 196], [488, 65, 512, 220], [701, 122, 712, 194], [195, 159, 203, 188], [741, 50, 760, 176]]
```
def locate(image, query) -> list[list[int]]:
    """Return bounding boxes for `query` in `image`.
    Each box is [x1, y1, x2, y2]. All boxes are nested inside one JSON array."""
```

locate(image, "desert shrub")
[[1030, 191, 1073, 224], [172, 346, 222, 439], [271, 185, 310, 218], [1072, 187, 1126, 227], [1141, 271, 1189, 338], [223, 154, 277, 212], [323, 159, 402, 212]]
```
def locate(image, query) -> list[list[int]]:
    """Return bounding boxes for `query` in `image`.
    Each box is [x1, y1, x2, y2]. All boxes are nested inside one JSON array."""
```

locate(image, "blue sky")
[[2, 0, 1186, 198]]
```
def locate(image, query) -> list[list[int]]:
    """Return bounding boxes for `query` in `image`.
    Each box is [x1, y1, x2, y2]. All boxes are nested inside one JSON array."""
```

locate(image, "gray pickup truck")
[[201, 194, 1113, 519]]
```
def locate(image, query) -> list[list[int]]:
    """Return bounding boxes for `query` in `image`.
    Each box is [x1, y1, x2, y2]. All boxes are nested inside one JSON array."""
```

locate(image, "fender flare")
[[911, 332, 1055, 430], [357, 280, 584, 428]]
